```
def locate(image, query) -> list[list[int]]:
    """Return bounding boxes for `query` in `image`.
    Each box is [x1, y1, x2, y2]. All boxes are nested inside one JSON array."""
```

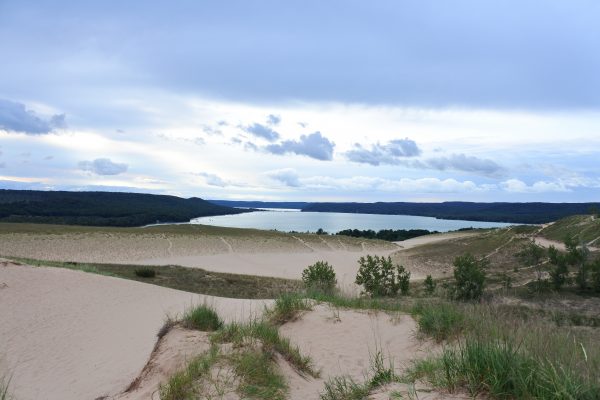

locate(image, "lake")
[[191, 209, 513, 233]]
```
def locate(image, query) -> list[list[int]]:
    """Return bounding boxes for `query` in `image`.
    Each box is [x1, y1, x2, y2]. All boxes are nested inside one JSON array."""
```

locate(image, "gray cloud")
[[196, 172, 227, 187], [265, 132, 335, 161], [267, 114, 281, 125], [242, 123, 280, 142], [345, 138, 421, 165], [0, 99, 66, 135], [423, 154, 504, 177], [266, 168, 301, 187], [78, 158, 128, 175]]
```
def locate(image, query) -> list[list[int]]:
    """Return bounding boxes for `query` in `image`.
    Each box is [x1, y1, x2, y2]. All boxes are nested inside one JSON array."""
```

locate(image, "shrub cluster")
[[355, 255, 410, 297], [134, 267, 156, 278], [301, 261, 337, 293]]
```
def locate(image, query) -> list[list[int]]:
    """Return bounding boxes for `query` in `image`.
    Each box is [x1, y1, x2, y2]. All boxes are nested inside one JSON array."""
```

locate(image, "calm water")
[[191, 209, 513, 233]]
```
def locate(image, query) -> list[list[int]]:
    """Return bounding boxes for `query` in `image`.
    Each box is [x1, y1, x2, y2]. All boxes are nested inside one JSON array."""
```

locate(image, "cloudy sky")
[[1, 1, 599, 202]]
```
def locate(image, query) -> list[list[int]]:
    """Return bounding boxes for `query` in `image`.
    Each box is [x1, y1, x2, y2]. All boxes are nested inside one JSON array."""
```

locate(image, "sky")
[[1, 1, 599, 202]]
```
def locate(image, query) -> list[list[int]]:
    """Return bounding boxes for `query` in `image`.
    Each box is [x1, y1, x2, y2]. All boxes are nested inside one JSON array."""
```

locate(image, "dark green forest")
[[335, 228, 437, 241], [0, 190, 245, 226]]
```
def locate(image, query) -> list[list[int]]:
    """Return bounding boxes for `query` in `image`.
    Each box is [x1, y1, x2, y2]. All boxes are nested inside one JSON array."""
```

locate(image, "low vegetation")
[[320, 350, 396, 400], [13, 257, 302, 299], [451, 253, 487, 301], [134, 267, 156, 278], [159, 345, 220, 400]]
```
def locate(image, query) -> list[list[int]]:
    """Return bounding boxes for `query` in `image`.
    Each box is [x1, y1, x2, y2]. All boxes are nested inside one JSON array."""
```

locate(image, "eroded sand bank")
[[0, 261, 269, 400]]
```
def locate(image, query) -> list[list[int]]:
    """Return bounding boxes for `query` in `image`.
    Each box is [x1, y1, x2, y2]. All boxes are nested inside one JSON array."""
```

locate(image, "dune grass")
[[159, 344, 220, 400], [410, 301, 465, 342], [320, 350, 397, 400], [183, 304, 224, 331], [213, 319, 317, 377], [267, 292, 312, 324], [232, 348, 287, 400], [405, 302, 600, 399]]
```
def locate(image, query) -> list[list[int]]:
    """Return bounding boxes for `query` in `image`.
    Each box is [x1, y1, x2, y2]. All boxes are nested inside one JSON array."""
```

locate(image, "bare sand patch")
[[0, 228, 398, 291], [279, 304, 437, 399], [0, 262, 269, 400], [394, 231, 480, 250]]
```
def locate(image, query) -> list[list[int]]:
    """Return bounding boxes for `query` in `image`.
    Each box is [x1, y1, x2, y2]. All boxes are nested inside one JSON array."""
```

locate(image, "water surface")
[[191, 210, 513, 233]]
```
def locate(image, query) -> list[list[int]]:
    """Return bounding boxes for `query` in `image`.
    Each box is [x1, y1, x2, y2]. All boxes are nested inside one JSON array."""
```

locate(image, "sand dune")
[[0, 261, 269, 400]]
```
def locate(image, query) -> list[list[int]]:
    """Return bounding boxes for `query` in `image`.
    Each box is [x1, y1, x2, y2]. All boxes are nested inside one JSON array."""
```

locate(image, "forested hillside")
[[0, 190, 245, 226]]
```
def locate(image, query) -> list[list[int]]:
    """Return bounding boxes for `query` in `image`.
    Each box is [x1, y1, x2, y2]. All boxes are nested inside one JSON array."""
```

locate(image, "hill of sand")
[[0, 261, 269, 400]]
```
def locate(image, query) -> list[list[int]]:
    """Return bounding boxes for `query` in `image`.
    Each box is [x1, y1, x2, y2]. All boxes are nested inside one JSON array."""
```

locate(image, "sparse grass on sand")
[[160, 295, 319, 400], [159, 344, 221, 400], [266, 292, 312, 324], [9, 256, 302, 299], [320, 350, 396, 400]]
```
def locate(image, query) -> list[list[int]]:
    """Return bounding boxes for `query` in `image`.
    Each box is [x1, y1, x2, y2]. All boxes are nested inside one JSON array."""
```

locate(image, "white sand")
[[394, 231, 479, 250], [279, 304, 437, 399], [0, 262, 269, 400]]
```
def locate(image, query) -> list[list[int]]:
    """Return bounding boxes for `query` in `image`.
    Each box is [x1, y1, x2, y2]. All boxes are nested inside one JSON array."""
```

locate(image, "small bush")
[[183, 304, 223, 331], [423, 275, 437, 295], [452, 253, 486, 301], [134, 267, 156, 278], [355, 255, 411, 297], [302, 261, 337, 293]]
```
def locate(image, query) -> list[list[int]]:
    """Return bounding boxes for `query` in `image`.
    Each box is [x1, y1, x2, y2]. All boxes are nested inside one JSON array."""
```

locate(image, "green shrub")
[[452, 253, 486, 301], [134, 267, 156, 278], [302, 261, 337, 293], [423, 275, 437, 295], [183, 304, 223, 331], [591, 259, 600, 293], [355, 255, 411, 297]]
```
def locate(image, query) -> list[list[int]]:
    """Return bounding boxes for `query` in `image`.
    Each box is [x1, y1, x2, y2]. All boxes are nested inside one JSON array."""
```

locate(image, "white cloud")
[[78, 158, 128, 175]]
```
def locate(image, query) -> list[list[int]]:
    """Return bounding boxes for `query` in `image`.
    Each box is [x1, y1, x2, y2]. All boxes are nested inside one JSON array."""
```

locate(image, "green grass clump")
[[409, 338, 599, 399], [183, 304, 223, 331], [268, 293, 312, 324], [159, 345, 220, 400], [320, 376, 370, 400], [411, 302, 465, 342], [232, 348, 287, 400], [134, 267, 156, 278]]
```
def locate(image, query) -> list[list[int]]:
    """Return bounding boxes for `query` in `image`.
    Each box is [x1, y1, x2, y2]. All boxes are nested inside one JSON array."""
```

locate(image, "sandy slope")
[[0, 261, 269, 400], [279, 304, 434, 399], [394, 231, 480, 250]]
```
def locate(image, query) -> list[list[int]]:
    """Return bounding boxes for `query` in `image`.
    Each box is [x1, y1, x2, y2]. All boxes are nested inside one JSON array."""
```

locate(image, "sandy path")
[[393, 231, 479, 250], [0, 262, 270, 400], [534, 236, 599, 252], [279, 305, 436, 399]]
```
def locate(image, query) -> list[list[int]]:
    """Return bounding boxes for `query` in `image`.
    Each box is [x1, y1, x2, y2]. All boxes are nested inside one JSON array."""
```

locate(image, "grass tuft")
[[183, 304, 224, 331], [267, 293, 312, 325]]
